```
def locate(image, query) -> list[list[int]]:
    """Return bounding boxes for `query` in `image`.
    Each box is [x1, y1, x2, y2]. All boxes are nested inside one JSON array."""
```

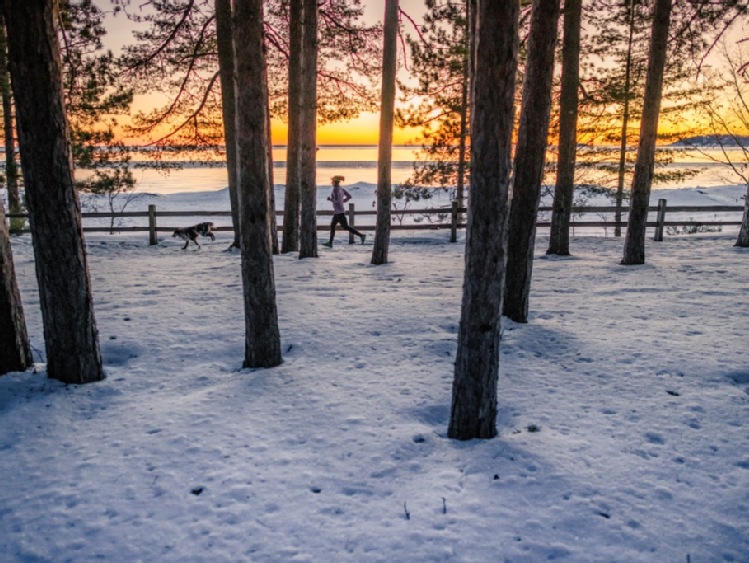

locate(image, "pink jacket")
[[328, 186, 351, 214]]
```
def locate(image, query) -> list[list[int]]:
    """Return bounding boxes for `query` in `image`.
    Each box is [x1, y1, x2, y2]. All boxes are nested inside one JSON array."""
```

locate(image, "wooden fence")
[[6, 198, 745, 245]]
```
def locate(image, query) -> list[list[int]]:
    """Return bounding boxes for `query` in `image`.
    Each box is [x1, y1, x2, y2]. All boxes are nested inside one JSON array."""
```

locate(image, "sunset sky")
[[101, 1, 747, 147], [107, 0, 422, 146], [274, 112, 421, 146], [126, 93, 420, 147]]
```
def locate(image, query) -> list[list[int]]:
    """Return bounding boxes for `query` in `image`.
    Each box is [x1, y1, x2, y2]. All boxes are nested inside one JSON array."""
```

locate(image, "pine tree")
[[546, 0, 582, 256], [371, 0, 399, 265], [0, 16, 23, 234], [233, 0, 282, 368], [4, 0, 103, 384], [0, 190, 32, 375], [214, 0, 240, 249], [621, 0, 672, 265], [396, 0, 470, 206], [449, 0, 518, 441], [574, 0, 736, 205], [59, 0, 136, 209], [298, 0, 318, 259], [281, 0, 303, 254], [503, 0, 561, 324]]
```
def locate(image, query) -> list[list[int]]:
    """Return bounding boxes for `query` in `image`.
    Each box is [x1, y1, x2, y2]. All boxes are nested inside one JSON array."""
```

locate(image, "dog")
[[172, 222, 216, 249]]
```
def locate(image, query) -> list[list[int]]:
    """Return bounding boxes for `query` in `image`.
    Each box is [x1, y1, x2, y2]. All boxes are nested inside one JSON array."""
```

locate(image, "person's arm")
[[343, 189, 351, 203]]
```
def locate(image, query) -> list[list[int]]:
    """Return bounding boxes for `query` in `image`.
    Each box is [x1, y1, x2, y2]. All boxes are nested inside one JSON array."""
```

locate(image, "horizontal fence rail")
[[5, 199, 745, 245]]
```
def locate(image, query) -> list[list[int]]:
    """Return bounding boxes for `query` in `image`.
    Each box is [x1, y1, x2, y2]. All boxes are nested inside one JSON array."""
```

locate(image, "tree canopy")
[[117, 0, 382, 148]]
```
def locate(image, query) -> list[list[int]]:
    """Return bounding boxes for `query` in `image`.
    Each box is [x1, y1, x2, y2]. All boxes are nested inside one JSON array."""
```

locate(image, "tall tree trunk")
[[215, 0, 241, 249], [547, 0, 581, 256], [736, 181, 749, 247], [614, 0, 636, 238], [4, 0, 102, 384], [456, 0, 470, 227], [468, 0, 476, 77], [503, 0, 561, 324], [371, 0, 398, 265], [281, 0, 303, 254], [456, 79, 468, 225], [298, 0, 318, 259], [621, 0, 672, 266], [233, 0, 282, 368], [0, 15, 23, 234], [0, 195, 32, 375], [449, 0, 518, 441]]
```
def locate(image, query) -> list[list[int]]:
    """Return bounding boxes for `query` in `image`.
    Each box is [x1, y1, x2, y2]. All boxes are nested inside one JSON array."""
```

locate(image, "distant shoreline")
[[2, 142, 747, 155]]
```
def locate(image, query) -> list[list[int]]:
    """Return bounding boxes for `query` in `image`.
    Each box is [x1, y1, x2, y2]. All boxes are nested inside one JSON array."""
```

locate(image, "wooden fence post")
[[450, 200, 458, 243], [148, 204, 157, 245], [654, 198, 667, 242], [348, 202, 355, 244]]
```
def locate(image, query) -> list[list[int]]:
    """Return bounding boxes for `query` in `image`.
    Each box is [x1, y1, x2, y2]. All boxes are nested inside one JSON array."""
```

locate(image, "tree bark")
[[298, 0, 318, 259], [0, 8, 30, 374], [456, 0, 471, 228], [449, 0, 518, 441], [622, 0, 672, 265], [371, 0, 398, 265], [5, 0, 102, 384], [215, 0, 241, 249], [233, 0, 282, 368], [281, 0, 303, 254], [503, 0, 561, 324], [468, 0, 476, 78], [614, 0, 636, 238], [0, 195, 32, 374], [0, 15, 23, 234], [547, 0, 581, 256], [736, 181, 749, 247]]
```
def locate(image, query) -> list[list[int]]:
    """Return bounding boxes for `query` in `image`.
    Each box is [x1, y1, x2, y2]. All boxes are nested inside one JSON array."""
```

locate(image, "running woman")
[[322, 175, 366, 247]]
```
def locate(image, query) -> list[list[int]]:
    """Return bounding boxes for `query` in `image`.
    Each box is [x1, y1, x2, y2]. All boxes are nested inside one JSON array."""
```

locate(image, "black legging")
[[329, 213, 363, 242]]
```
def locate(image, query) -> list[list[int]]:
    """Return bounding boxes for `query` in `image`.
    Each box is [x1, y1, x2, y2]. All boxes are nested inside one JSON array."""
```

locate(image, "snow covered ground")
[[1, 191, 748, 561]]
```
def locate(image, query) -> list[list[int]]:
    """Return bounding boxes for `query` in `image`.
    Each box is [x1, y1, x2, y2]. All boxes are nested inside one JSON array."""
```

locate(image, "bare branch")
[[125, 0, 197, 72]]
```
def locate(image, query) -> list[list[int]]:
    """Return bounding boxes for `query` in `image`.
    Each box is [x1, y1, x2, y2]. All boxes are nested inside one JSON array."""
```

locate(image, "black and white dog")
[[172, 222, 216, 249]]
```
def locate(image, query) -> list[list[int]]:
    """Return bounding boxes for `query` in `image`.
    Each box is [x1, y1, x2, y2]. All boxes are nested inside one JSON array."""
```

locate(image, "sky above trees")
[[94, 0, 747, 146], [99, 0, 419, 145]]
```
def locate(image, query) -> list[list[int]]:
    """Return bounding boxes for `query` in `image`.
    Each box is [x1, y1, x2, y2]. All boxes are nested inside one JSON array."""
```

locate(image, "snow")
[[1, 187, 748, 562]]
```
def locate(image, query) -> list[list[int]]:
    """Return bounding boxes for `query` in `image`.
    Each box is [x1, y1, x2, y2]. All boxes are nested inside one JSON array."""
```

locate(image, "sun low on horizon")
[[272, 112, 421, 146]]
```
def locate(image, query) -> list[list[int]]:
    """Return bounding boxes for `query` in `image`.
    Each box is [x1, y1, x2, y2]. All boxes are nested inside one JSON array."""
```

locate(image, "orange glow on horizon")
[[117, 97, 723, 148], [120, 94, 421, 146], [271, 112, 421, 146]]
